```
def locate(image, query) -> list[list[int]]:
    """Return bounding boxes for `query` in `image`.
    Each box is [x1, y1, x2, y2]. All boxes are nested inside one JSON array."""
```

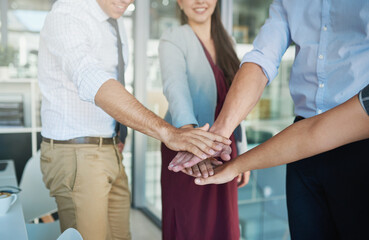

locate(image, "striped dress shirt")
[[38, 0, 128, 140]]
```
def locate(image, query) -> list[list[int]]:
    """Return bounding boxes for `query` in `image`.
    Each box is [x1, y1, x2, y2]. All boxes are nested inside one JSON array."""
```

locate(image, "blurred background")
[[0, 0, 295, 239]]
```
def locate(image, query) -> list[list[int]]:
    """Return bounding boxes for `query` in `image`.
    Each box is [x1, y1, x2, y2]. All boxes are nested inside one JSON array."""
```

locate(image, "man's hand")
[[181, 157, 223, 178], [162, 123, 232, 161], [194, 161, 239, 185], [168, 143, 232, 172]]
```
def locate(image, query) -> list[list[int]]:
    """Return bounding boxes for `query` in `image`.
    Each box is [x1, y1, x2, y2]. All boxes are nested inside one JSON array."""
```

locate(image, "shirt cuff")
[[75, 67, 116, 104], [172, 115, 199, 129], [241, 51, 279, 85]]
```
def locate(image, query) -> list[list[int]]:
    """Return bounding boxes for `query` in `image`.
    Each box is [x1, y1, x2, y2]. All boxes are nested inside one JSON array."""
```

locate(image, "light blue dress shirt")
[[242, 0, 369, 118]]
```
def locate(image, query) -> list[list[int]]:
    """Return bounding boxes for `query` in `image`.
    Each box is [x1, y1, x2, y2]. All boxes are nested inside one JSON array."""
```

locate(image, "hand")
[[169, 143, 232, 172], [117, 141, 125, 153], [237, 171, 250, 188], [163, 123, 232, 161], [181, 158, 223, 178], [194, 162, 239, 186]]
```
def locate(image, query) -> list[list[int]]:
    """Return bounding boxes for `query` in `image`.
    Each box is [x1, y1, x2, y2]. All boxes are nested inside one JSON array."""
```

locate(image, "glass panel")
[[233, 0, 293, 239], [7, 0, 50, 78], [233, 0, 273, 44], [144, 0, 179, 219]]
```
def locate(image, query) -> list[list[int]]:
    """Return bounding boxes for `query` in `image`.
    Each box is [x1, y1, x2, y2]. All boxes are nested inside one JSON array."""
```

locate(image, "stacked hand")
[[192, 161, 250, 187], [168, 142, 232, 172], [163, 123, 232, 160], [168, 142, 250, 188]]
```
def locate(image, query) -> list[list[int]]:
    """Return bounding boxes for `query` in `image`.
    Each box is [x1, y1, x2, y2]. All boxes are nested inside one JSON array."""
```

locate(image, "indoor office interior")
[[0, 0, 294, 239]]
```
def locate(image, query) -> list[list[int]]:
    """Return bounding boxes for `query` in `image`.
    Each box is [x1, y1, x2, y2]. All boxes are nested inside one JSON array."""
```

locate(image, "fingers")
[[209, 157, 223, 166], [198, 161, 209, 178], [173, 154, 201, 172], [194, 175, 218, 185], [186, 167, 193, 175], [237, 172, 249, 188], [205, 160, 214, 176], [182, 155, 202, 168], [192, 164, 201, 177], [169, 152, 195, 171], [196, 124, 232, 145]]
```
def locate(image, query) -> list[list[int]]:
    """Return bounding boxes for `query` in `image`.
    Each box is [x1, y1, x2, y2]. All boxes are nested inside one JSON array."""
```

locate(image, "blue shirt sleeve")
[[241, 0, 292, 84]]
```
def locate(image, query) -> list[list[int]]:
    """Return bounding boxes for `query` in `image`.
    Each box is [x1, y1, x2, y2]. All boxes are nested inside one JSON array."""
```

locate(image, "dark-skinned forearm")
[[231, 96, 369, 174]]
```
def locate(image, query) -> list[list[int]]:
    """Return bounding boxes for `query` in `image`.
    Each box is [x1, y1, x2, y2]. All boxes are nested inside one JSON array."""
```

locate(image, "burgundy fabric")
[[160, 40, 240, 240]]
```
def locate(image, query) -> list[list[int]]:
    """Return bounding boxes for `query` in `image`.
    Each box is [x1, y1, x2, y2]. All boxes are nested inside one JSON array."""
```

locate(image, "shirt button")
[[319, 54, 324, 60], [317, 109, 322, 114], [319, 83, 325, 88], [323, 26, 327, 31]]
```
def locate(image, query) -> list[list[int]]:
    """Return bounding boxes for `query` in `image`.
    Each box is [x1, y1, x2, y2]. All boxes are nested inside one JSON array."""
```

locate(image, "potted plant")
[[0, 46, 16, 80]]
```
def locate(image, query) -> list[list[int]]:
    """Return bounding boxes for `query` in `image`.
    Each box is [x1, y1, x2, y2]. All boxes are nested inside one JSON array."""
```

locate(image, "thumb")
[[198, 123, 210, 132], [195, 176, 215, 185]]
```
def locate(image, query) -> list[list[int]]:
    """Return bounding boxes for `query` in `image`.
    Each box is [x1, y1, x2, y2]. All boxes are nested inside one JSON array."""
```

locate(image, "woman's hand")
[[181, 157, 223, 178], [237, 171, 250, 188]]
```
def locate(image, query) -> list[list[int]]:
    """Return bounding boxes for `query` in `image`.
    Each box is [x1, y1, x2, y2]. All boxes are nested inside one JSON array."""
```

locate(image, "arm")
[[95, 79, 230, 159], [169, 0, 292, 170], [45, 15, 230, 159], [159, 31, 199, 128], [195, 94, 369, 185], [211, 0, 291, 137]]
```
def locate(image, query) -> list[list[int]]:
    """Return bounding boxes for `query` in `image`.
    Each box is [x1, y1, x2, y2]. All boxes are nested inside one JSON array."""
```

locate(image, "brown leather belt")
[[42, 136, 118, 145]]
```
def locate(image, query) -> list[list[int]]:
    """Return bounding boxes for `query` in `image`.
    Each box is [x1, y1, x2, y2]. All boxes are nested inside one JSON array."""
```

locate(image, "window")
[[233, 0, 293, 239]]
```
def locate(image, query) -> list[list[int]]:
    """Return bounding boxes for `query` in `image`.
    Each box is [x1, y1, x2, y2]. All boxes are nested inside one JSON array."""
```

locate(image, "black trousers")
[[286, 118, 369, 240]]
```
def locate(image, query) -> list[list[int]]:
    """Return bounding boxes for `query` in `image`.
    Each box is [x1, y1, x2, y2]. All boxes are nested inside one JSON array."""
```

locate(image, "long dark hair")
[[179, 2, 240, 87]]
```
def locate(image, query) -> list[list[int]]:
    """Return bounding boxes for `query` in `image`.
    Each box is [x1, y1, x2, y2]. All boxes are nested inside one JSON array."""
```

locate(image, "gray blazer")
[[159, 24, 217, 128], [159, 24, 244, 147]]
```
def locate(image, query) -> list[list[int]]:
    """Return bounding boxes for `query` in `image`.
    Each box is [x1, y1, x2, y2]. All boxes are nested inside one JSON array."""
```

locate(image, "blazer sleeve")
[[159, 31, 199, 128]]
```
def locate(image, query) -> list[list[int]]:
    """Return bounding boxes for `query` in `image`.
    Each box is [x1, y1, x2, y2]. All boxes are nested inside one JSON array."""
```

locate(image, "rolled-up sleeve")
[[159, 34, 198, 128], [43, 14, 114, 103], [242, 0, 291, 84]]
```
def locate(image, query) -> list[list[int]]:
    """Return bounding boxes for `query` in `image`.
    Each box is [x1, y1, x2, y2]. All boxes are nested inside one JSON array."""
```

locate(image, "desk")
[[0, 160, 28, 240]]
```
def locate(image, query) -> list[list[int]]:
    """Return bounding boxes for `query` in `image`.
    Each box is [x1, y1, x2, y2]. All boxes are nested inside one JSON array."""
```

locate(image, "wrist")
[[229, 160, 242, 176], [210, 121, 233, 138], [158, 123, 175, 144]]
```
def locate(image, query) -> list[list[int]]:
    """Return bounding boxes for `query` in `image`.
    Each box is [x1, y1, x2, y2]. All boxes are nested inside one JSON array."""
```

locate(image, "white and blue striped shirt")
[[38, 0, 128, 140]]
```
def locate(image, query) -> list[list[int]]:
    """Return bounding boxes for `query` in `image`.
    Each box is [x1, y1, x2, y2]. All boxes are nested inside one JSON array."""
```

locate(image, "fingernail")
[[210, 171, 214, 176], [184, 163, 190, 167], [215, 145, 222, 151], [209, 149, 215, 155], [169, 164, 174, 167], [204, 174, 208, 178], [197, 173, 201, 177], [201, 154, 207, 159], [195, 178, 201, 184]]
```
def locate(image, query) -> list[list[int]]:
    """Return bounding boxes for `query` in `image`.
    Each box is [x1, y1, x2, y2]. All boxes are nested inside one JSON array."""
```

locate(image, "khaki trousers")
[[40, 140, 131, 240]]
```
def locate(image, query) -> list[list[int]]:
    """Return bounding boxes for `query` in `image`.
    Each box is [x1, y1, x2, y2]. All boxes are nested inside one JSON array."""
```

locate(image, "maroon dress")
[[161, 41, 240, 240]]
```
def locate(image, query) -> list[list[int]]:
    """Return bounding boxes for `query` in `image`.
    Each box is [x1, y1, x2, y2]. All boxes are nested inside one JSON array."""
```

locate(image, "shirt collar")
[[89, 0, 110, 22]]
